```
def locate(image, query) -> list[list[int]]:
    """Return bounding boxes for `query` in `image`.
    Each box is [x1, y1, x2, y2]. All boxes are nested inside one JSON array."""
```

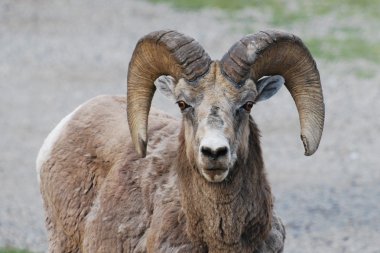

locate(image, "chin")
[[201, 168, 229, 183]]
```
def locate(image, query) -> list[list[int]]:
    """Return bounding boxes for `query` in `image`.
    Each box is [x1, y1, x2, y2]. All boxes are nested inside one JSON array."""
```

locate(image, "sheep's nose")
[[200, 146, 228, 160]]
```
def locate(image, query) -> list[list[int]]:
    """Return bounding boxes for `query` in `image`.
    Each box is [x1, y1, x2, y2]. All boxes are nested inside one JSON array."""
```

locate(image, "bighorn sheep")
[[37, 30, 324, 253]]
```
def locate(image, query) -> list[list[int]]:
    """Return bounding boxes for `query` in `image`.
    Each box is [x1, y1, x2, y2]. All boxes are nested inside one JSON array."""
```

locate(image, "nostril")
[[201, 146, 228, 160], [201, 146, 213, 158], [215, 146, 228, 157]]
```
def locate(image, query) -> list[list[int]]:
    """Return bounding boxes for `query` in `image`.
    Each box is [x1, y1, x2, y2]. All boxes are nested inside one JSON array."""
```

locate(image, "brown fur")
[[39, 95, 285, 253], [176, 120, 272, 253]]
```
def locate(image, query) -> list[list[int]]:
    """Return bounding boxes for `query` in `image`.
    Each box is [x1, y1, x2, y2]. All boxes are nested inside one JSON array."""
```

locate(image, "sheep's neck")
[[176, 122, 272, 252]]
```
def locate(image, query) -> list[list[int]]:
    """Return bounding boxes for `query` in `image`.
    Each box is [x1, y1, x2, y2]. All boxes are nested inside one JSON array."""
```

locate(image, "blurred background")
[[1, 0, 379, 252]]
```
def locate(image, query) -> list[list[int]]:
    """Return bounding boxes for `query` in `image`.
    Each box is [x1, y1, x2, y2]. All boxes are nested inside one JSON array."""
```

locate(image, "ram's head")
[[127, 30, 324, 183]]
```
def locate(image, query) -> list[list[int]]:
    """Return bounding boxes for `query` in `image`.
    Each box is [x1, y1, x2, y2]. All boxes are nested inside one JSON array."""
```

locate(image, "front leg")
[[254, 212, 286, 253]]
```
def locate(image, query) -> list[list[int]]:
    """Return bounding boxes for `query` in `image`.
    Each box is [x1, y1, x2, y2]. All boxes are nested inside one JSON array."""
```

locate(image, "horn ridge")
[[221, 30, 325, 155], [127, 30, 211, 157]]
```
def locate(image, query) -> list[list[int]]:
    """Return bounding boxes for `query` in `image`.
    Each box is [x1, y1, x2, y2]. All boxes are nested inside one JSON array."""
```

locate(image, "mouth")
[[201, 168, 229, 183]]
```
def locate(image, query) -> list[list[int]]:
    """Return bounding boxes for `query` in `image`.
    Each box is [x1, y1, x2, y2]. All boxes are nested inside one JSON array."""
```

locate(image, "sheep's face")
[[155, 63, 283, 183]]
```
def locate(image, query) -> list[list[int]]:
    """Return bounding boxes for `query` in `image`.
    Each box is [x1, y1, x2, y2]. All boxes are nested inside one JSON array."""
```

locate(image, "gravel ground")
[[1, 0, 379, 252]]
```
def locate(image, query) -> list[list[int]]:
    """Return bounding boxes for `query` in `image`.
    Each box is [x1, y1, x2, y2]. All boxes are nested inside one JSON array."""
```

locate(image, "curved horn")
[[127, 30, 211, 157], [220, 30, 324, 156]]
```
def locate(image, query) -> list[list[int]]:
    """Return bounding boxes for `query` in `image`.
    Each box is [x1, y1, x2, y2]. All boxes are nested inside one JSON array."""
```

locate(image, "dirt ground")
[[1, 0, 379, 252]]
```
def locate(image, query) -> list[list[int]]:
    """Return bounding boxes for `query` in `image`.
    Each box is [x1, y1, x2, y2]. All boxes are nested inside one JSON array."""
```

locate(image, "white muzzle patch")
[[198, 130, 231, 182]]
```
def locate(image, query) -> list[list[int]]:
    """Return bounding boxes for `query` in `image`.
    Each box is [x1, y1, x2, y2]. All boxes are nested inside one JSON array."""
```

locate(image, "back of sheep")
[[37, 95, 140, 252]]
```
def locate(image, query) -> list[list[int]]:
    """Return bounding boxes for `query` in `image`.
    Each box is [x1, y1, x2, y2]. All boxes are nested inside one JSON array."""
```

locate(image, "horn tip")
[[136, 136, 147, 158], [301, 134, 318, 156]]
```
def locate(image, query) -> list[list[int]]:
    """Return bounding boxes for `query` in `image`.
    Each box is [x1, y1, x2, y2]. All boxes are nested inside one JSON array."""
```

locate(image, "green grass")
[[149, 0, 380, 64], [149, 0, 380, 22], [0, 248, 34, 253], [305, 36, 380, 63], [355, 69, 376, 79]]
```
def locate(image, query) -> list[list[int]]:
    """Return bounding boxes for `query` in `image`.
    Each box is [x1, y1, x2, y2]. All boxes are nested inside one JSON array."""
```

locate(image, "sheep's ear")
[[154, 75, 176, 101], [255, 75, 284, 102]]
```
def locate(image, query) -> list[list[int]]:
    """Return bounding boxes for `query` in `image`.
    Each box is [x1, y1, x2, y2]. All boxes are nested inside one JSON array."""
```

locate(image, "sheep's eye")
[[242, 101, 254, 112], [176, 100, 190, 111]]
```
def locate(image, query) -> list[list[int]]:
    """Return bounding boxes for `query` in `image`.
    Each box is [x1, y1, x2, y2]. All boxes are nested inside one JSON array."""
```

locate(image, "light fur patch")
[[198, 129, 231, 182], [199, 130, 229, 155], [36, 104, 83, 184], [85, 194, 101, 223]]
